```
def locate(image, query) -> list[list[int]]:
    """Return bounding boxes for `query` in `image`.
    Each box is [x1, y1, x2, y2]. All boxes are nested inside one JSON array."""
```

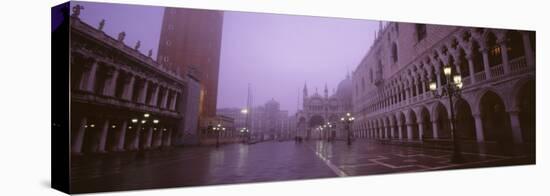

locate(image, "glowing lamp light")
[[346, 113, 351, 117], [111, 125, 116, 128], [456, 82, 463, 89], [429, 81, 437, 91], [153, 119, 159, 124], [90, 124, 95, 128], [453, 75, 462, 84], [241, 108, 248, 114], [141, 120, 146, 124], [341, 117, 345, 121], [131, 118, 138, 123], [443, 65, 452, 76], [144, 113, 150, 118]]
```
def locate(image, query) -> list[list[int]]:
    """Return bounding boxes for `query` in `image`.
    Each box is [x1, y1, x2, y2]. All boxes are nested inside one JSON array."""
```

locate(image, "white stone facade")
[[351, 22, 535, 145]]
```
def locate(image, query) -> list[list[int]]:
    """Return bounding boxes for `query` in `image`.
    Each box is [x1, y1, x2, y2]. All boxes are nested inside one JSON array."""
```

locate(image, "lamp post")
[[341, 113, 355, 146], [241, 108, 250, 143], [429, 64, 464, 163]]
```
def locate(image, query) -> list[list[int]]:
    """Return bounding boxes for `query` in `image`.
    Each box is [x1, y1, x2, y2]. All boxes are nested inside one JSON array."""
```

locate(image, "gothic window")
[[506, 31, 525, 60], [486, 32, 502, 67], [416, 24, 427, 41]]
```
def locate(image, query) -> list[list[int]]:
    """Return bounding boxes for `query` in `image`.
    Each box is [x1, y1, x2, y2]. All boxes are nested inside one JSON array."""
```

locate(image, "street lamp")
[[429, 64, 464, 163], [341, 112, 355, 146]]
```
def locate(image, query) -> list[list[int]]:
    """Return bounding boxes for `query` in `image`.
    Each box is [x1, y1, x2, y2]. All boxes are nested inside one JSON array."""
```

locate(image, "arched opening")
[[434, 103, 451, 139], [455, 99, 476, 140], [458, 48, 469, 78], [471, 41, 484, 73], [506, 31, 525, 60], [480, 91, 513, 145], [486, 32, 502, 67], [419, 107, 432, 139], [516, 80, 535, 143]]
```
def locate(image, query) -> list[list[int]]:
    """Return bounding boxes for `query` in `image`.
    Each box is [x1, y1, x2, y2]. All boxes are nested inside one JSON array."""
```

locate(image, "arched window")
[[458, 49, 469, 78], [506, 31, 525, 60], [471, 41, 484, 73], [391, 43, 398, 63], [486, 32, 502, 67]]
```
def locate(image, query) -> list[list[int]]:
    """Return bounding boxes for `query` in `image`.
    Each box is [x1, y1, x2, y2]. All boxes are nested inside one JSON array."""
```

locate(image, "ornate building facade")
[[69, 11, 198, 155], [351, 22, 535, 149], [296, 77, 353, 139]]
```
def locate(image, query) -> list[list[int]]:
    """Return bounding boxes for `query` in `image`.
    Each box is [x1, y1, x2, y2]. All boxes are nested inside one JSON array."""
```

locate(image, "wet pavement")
[[70, 140, 534, 193]]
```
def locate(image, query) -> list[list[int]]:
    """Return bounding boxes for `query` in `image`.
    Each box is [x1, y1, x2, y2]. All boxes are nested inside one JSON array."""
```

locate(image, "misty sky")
[[76, 2, 378, 115]]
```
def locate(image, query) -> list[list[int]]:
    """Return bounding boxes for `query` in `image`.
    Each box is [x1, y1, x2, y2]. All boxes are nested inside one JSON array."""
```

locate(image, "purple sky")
[[76, 1, 378, 114]]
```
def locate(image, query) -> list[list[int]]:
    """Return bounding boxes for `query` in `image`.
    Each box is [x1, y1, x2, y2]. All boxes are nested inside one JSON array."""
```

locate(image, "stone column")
[[79, 60, 98, 92], [97, 119, 110, 153], [143, 127, 153, 149], [417, 120, 424, 141], [481, 46, 492, 80], [163, 129, 172, 147], [415, 80, 420, 97], [155, 130, 163, 148], [406, 122, 413, 140], [390, 121, 395, 139], [149, 85, 160, 106], [122, 75, 135, 101], [71, 117, 87, 154], [170, 92, 178, 110], [473, 114, 485, 142], [521, 32, 534, 66], [130, 124, 142, 150], [102, 67, 119, 96], [421, 80, 427, 95], [161, 89, 169, 109], [432, 120, 439, 139], [113, 120, 127, 151], [138, 80, 149, 104], [498, 38, 510, 74], [435, 70, 442, 90], [466, 53, 476, 83], [397, 122, 403, 140], [508, 111, 523, 144]]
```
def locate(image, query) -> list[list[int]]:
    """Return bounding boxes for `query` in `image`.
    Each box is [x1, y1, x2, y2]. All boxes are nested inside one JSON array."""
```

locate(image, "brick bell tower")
[[156, 7, 224, 118]]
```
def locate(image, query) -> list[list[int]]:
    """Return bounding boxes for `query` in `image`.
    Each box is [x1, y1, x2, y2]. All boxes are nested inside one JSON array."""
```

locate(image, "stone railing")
[[490, 64, 505, 78], [463, 77, 472, 86], [474, 72, 486, 82], [510, 57, 528, 73]]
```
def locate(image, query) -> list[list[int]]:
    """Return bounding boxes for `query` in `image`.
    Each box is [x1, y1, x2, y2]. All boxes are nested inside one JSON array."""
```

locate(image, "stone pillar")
[[521, 32, 534, 66], [508, 111, 523, 144], [79, 60, 98, 92], [102, 68, 119, 96], [435, 71, 442, 90], [97, 119, 110, 153], [406, 123, 413, 140], [138, 80, 149, 104], [473, 114, 485, 142], [163, 129, 172, 147], [466, 53, 476, 83], [384, 125, 389, 139], [498, 38, 510, 74], [149, 85, 160, 106], [432, 120, 439, 139], [155, 130, 164, 148], [481, 47, 492, 80], [170, 92, 178, 110], [113, 120, 127, 151], [415, 80, 420, 97], [143, 127, 153, 149], [417, 121, 424, 141], [130, 124, 142, 150], [390, 121, 395, 138], [161, 89, 169, 109], [421, 80, 427, 95], [122, 75, 135, 101], [71, 117, 87, 154], [397, 122, 403, 140]]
